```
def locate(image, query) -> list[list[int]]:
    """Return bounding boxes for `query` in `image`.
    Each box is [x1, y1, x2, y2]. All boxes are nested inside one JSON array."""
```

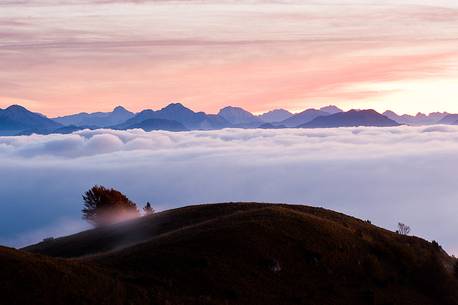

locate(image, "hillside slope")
[[4, 203, 458, 305], [0, 246, 148, 305]]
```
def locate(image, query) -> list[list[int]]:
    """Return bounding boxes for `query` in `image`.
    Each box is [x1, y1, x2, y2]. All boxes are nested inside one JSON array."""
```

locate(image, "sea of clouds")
[[1, 126, 458, 253]]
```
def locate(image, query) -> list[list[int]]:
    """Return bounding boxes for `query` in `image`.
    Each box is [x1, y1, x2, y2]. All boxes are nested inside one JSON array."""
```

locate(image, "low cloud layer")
[[1, 126, 458, 253]]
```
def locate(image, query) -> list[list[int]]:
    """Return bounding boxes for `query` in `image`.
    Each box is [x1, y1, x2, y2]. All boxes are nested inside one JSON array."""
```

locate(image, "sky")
[[1, 126, 458, 254], [1, 0, 458, 116]]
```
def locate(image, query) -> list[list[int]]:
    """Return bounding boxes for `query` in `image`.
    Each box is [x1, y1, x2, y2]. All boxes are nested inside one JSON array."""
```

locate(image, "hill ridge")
[[5, 202, 458, 305]]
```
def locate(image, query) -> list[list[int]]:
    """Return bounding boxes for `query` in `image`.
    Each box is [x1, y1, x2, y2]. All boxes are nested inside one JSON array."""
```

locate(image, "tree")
[[82, 185, 139, 226], [397, 223, 411, 235], [143, 202, 155, 215]]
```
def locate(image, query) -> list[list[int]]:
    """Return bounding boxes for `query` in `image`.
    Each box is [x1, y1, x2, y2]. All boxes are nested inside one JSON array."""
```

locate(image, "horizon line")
[[0, 102, 455, 118]]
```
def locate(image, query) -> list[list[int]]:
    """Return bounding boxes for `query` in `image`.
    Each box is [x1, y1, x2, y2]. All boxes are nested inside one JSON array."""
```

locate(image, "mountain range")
[[280, 108, 331, 127], [383, 111, 449, 126], [438, 114, 458, 125], [301, 109, 400, 128], [0, 102, 457, 135], [115, 103, 230, 131], [0, 105, 61, 136], [257, 109, 293, 123], [218, 106, 262, 127], [53, 106, 134, 127]]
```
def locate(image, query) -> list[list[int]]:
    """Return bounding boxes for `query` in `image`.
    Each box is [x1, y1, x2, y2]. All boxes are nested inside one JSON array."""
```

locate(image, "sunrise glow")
[[1, 0, 458, 116]]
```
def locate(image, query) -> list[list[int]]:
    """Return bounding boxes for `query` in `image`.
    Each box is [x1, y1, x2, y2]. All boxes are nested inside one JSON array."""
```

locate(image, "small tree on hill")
[[397, 223, 411, 235], [143, 202, 155, 215], [82, 185, 139, 226]]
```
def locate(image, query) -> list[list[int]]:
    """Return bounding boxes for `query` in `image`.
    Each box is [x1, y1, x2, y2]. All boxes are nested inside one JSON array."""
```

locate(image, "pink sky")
[[1, 0, 458, 116]]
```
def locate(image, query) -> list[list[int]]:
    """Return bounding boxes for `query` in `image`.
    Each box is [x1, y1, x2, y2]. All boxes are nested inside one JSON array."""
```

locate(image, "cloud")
[[1, 0, 458, 115], [2, 126, 458, 254]]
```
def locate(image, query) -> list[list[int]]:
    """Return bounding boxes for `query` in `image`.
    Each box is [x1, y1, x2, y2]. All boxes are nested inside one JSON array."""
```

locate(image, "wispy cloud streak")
[[0, 1, 458, 115]]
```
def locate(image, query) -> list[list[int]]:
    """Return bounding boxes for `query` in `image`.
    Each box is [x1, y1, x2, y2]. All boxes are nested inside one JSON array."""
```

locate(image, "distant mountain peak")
[[5, 104, 28, 112], [159, 103, 196, 118], [268, 108, 290, 113], [258, 108, 293, 123], [117, 103, 230, 130], [0, 104, 61, 135], [280, 108, 329, 127], [53, 105, 135, 128], [383, 109, 449, 125], [217, 106, 260, 125], [113, 106, 129, 113], [383, 110, 397, 115], [220, 106, 245, 111], [300, 109, 400, 128], [162, 102, 187, 110], [320, 105, 343, 114]]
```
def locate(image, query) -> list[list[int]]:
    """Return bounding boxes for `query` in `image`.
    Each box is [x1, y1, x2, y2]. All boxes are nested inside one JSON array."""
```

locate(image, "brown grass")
[[2, 202, 457, 305]]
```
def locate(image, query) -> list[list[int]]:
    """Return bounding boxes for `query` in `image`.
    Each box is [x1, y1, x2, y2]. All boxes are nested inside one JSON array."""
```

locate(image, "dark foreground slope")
[[0, 246, 148, 305], [3, 203, 458, 305]]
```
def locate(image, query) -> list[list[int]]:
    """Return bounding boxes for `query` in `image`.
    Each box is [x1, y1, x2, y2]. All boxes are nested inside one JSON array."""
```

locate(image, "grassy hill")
[[2, 203, 458, 305]]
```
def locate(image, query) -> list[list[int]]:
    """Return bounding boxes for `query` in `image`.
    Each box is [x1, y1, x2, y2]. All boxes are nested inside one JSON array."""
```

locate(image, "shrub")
[[42, 237, 54, 243], [397, 223, 411, 235], [143, 202, 155, 215], [431, 240, 441, 251]]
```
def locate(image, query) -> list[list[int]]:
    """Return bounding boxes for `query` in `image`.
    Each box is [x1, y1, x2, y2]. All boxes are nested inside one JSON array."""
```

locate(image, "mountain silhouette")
[[0, 105, 61, 135], [383, 111, 448, 125], [300, 109, 400, 128], [257, 109, 293, 123], [438, 114, 458, 125], [116, 103, 230, 130], [218, 106, 262, 126], [280, 109, 330, 127], [3, 103, 458, 135], [53, 106, 134, 127], [320, 105, 343, 114]]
